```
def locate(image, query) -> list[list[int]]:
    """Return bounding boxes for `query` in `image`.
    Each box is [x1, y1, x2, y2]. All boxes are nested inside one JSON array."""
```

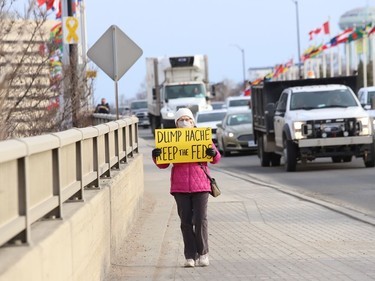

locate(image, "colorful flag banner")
[[302, 44, 323, 61], [329, 27, 354, 46]]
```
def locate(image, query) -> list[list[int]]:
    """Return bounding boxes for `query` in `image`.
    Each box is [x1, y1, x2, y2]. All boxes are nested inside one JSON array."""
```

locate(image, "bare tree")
[[135, 78, 147, 100], [0, 0, 93, 140]]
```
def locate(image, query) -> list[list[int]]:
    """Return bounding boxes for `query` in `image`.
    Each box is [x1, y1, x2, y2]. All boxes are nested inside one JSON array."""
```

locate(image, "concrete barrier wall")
[[0, 153, 144, 281]]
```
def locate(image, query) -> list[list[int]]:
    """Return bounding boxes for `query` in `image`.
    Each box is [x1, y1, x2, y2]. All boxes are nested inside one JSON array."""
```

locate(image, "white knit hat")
[[174, 108, 195, 125]]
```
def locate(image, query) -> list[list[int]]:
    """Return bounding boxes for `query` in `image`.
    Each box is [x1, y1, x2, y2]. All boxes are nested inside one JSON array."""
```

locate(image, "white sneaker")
[[184, 259, 195, 267], [198, 254, 209, 266]]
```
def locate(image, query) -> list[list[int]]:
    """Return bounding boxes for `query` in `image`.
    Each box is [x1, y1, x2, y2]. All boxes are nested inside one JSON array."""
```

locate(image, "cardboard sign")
[[155, 128, 213, 164]]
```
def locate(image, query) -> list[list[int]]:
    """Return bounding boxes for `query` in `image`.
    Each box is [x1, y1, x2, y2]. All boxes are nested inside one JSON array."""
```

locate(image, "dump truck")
[[251, 76, 375, 171]]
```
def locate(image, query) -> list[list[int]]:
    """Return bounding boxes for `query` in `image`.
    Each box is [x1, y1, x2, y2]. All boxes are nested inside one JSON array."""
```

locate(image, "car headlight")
[[225, 131, 234, 138], [357, 117, 372, 135], [293, 121, 306, 140], [166, 112, 174, 118]]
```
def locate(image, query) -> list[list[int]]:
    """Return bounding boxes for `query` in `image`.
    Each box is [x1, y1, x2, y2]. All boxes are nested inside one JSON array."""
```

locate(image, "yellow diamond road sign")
[[87, 25, 143, 81]]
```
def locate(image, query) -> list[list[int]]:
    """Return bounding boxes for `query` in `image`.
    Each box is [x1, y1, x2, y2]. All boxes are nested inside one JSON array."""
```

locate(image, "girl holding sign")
[[152, 108, 221, 268]]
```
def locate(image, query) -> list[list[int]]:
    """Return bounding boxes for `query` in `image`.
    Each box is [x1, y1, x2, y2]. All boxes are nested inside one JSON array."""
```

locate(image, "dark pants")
[[173, 192, 209, 260]]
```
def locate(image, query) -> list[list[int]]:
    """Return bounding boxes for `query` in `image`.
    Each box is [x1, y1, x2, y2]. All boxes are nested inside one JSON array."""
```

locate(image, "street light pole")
[[291, 0, 302, 79], [231, 44, 246, 86]]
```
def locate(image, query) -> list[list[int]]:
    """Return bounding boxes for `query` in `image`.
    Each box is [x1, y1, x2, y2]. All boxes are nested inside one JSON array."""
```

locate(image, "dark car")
[[130, 100, 150, 128]]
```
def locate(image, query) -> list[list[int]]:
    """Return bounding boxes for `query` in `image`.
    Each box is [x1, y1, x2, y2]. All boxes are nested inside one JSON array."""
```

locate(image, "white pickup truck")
[[252, 77, 375, 172]]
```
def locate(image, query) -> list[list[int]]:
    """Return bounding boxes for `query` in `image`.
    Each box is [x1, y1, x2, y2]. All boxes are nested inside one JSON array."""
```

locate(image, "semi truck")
[[251, 76, 375, 171], [146, 55, 212, 134]]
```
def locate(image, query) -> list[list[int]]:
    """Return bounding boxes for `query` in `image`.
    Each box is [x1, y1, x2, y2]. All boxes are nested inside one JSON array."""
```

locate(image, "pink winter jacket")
[[152, 143, 221, 194]]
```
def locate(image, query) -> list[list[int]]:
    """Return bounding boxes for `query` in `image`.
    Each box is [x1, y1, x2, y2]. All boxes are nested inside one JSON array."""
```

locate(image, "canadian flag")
[[309, 21, 330, 40]]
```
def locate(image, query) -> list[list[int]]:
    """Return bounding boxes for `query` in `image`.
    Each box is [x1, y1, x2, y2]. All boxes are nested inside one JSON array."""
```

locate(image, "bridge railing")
[[0, 114, 139, 247]]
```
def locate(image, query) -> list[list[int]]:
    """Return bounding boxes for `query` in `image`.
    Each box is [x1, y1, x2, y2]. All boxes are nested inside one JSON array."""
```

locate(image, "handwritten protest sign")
[[154, 128, 213, 164]]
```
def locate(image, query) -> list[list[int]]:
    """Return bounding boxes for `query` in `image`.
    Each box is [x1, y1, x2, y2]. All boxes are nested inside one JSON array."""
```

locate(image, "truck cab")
[[160, 82, 212, 128], [357, 86, 375, 118]]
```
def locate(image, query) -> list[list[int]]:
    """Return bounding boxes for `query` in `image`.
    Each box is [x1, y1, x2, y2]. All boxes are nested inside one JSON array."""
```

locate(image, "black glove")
[[206, 148, 217, 157], [152, 148, 161, 158]]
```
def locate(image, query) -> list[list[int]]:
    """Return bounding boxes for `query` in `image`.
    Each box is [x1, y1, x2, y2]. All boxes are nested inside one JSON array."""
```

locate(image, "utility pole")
[[67, 0, 79, 127], [291, 0, 302, 79], [231, 44, 246, 89]]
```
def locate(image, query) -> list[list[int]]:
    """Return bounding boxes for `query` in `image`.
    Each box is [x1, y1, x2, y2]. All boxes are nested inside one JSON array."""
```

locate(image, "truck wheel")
[[271, 154, 281, 166], [364, 145, 375, 168], [259, 139, 271, 167], [342, 156, 352, 163], [284, 140, 297, 172], [150, 119, 156, 137], [331, 156, 342, 163]]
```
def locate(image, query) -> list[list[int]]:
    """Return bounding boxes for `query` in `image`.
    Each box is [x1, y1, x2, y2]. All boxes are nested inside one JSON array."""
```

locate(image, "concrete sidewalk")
[[107, 138, 375, 281]]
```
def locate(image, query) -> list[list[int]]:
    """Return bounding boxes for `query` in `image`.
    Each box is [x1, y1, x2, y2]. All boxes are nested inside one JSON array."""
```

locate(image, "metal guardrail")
[[0, 114, 139, 247]]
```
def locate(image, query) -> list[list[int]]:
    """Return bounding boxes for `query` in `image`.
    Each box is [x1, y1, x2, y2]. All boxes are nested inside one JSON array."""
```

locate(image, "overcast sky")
[[65, 1, 375, 104]]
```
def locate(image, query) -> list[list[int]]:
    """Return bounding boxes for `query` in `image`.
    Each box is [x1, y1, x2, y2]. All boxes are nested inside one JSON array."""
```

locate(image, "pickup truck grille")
[[302, 118, 358, 138], [136, 112, 147, 118]]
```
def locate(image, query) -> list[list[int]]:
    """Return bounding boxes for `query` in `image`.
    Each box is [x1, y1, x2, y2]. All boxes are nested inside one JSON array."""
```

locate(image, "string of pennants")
[[250, 21, 374, 86]]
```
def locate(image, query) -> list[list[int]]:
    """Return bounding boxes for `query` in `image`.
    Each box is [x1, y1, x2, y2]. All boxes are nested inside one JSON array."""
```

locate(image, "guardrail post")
[[104, 133, 111, 178], [134, 123, 139, 154], [50, 148, 63, 219], [129, 123, 134, 158], [113, 129, 120, 169], [93, 136, 101, 188], [74, 141, 84, 200], [16, 157, 31, 246]]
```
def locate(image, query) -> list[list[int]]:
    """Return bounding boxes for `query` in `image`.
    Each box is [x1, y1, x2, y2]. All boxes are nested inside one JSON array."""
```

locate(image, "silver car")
[[216, 110, 257, 156]]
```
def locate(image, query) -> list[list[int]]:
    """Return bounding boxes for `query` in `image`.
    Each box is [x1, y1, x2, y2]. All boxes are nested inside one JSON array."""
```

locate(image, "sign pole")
[[112, 26, 119, 120], [115, 81, 119, 120]]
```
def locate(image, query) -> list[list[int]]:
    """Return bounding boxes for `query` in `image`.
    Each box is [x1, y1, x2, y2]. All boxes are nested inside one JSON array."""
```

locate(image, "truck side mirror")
[[265, 103, 276, 131], [211, 85, 216, 97], [265, 103, 276, 116]]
